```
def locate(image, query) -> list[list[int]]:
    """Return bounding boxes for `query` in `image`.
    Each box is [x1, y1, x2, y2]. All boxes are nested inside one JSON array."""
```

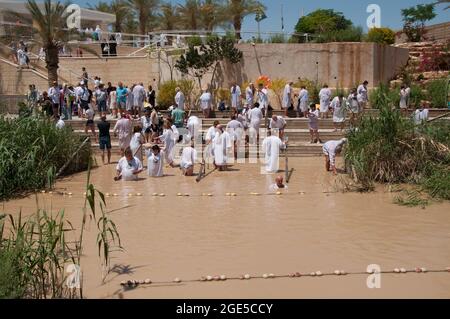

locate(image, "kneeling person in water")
[[115, 147, 143, 181], [323, 138, 347, 175], [180, 141, 197, 176]]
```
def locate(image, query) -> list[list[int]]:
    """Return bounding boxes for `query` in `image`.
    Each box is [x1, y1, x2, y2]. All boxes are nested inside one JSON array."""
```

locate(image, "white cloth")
[[230, 85, 241, 109], [56, 119, 65, 129], [116, 156, 143, 181], [212, 131, 232, 166], [331, 97, 347, 123], [126, 88, 133, 111], [400, 88, 409, 109], [319, 88, 332, 113], [245, 86, 254, 106], [298, 89, 309, 112], [357, 84, 368, 103], [262, 135, 285, 173], [282, 84, 292, 109], [141, 115, 152, 132], [175, 91, 185, 110], [109, 91, 117, 109], [113, 118, 132, 150], [48, 86, 60, 104], [205, 126, 216, 143], [130, 132, 144, 161], [147, 150, 164, 177], [159, 129, 175, 164], [199, 92, 211, 110], [414, 109, 429, 125], [132, 85, 145, 108], [180, 146, 197, 169]]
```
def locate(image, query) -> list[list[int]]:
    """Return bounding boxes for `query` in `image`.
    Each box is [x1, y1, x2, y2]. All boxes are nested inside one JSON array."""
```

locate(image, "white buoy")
[[421, 267, 427, 273], [276, 192, 282, 195], [177, 193, 182, 196], [334, 270, 341, 275], [394, 268, 400, 273], [244, 274, 251, 280], [310, 272, 316, 276], [226, 193, 231, 196], [268, 273, 275, 278], [220, 275, 227, 281], [120, 281, 126, 286], [159, 193, 165, 197], [128, 193, 133, 197], [68, 192, 73, 196], [207, 193, 213, 196], [400, 268, 407, 273], [41, 190, 46, 193], [231, 193, 237, 196], [206, 276, 213, 281], [113, 193, 118, 197], [105, 193, 110, 197], [144, 278, 151, 284], [184, 193, 189, 197], [173, 278, 181, 283], [262, 274, 268, 279], [136, 193, 143, 196], [315, 271, 323, 276]]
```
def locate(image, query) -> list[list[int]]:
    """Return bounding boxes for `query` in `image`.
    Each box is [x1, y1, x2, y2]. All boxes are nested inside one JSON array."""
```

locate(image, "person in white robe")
[[282, 82, 293, 116], [186, 115, 201, 143], [331, 94, 347, 131], [357, 81, 369, 111], [113, 114, 132, 155], [347, 89, 359, 127], [319, 84, 332, 119], [399, 85, 410, 116], [262, 131, 286, 174], [204, 120, 219, 162], [130, 126, 144, 162], [248, 102, 263, 144], [212, 125, 232, 170], [297, 86, 309, 117], [158, 120, 176, 167], [256, 84, 269, 116], [413, 104, 429, 125], [323, 138, 347, 175], [132, 82, 145, 118], [146, 144, 164, 177], [126, 86, 134, 112], [199, 89, 211, 118], [174, 87, 185, 110], [180, 142, 197, 176], [245, 83, 255, 107], [230, 83, 242, 111], [226, 115, 244, 160], [115, 147, 143, 181], [269, 115, 287, 139]]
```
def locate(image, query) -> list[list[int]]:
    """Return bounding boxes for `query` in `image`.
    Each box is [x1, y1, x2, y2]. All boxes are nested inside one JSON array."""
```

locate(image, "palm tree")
[[89, 0, 130, 33], [226, 0, 266, 39], [177, 0, 202, 31], [24, 0, 95, 86], [127, 0, 160, 35], [432, 0, 450, 9], [200, 0, 227, 32], [158, 2, 180, 31]]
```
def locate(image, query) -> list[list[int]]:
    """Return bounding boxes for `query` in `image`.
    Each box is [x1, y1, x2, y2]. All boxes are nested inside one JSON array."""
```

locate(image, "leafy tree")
[[401, 4, 436, 42], [294, 9, 352, 35], [175, 36, 242, 88], [127, 0, 160, 35], [177, 0, 202, 30], [367, 27, 396, 45], [157, 2, 180, 30]]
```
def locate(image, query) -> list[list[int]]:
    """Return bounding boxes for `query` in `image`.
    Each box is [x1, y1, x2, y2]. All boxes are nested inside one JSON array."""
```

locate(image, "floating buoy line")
[[38, 190, 313, 198], [119, 267, 450, 288]]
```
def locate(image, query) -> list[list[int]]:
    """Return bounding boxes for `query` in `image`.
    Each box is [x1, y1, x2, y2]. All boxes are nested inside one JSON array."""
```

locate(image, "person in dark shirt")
[[97, 113, 111, 164], [147, 85, 156, 108], [39, 91, 53, 117]]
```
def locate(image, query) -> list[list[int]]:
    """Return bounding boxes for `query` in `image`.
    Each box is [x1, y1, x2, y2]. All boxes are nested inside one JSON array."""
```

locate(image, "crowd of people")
[[26, 71, 430, 180]]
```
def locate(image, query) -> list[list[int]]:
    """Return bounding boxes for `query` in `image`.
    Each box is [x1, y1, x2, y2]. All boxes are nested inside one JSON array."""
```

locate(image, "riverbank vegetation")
[[344, 104, 450, 204], [0, 116, 91, 201]]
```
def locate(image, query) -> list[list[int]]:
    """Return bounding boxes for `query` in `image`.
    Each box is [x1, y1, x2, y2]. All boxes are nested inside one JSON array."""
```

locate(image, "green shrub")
[[426, 79, 447, 108], [409, 84, 426, 108], [156, 80, 178, 110], [315, 26, 363, 43], [186, 35, 203, 47], [366, 27, 396, 45], [369, 83, 392, 109], [0, 116, 91, 200]]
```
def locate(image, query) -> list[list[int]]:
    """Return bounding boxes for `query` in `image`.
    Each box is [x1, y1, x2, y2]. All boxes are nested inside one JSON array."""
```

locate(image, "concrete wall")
[[396, 22, 450, 43], [216, 43, 409, 89]]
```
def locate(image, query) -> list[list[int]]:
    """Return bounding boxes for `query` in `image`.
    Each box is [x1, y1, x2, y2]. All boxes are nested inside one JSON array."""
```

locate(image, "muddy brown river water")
[[2, 157, 449, 298]]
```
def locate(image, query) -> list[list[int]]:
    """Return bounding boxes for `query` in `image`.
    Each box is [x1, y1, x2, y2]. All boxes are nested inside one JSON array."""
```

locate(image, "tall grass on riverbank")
[[344, 105, 450, 201], [0, 116, 91, 201]]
